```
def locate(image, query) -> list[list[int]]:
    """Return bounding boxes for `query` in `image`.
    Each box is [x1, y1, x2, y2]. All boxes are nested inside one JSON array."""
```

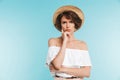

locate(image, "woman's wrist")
[[60, 40, 67, 48]]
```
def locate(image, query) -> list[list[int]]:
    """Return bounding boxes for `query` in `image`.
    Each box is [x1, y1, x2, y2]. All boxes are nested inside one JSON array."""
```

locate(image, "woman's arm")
[[49, 65, 91, 78], [59, 66, 91, 78], [48, 30, 70, 70], [48, 38, 67, 70]]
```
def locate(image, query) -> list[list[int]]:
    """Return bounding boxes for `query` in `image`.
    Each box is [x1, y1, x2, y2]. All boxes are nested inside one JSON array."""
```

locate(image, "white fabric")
[[46, 46, 92, 77]]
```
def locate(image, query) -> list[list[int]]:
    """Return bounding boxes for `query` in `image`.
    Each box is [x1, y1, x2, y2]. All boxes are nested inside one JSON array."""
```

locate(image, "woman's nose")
[[66, 23, 70, 28]]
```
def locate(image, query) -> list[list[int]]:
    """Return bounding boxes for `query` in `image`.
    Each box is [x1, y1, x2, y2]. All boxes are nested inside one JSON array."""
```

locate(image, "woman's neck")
[[68, 35, 76, 41], [60, 34, 76, 42]]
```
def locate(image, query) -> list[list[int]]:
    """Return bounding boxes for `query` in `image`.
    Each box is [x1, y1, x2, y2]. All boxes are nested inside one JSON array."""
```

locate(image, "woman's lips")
[[65, 29, 71, 32]]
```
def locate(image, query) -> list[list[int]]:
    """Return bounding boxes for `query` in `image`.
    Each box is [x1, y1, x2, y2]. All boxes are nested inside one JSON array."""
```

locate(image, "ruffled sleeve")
[[46, 46, 59, 66], [81, 51, 92, 66]]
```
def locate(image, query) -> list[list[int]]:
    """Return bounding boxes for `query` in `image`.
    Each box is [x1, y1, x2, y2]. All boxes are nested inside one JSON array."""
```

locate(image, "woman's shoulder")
[[77, 40, 87, 45], [48, 37, 61, 46], [75, 40, 88, 50]]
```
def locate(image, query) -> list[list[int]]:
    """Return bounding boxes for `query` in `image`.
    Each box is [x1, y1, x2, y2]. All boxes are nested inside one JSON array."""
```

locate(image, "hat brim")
[[53, 5, 84, 32]]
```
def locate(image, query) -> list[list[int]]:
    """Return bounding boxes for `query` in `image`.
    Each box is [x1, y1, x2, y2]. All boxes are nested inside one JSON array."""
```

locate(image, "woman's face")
[[61, 16, 75, 33]]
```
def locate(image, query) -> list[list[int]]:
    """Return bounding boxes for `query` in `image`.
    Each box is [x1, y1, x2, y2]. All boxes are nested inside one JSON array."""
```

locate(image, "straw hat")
[[53, 5, 84, 32]]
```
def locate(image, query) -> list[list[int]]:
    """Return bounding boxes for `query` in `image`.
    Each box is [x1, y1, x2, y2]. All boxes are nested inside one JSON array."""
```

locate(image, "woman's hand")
[[62, 29, 71, 43]]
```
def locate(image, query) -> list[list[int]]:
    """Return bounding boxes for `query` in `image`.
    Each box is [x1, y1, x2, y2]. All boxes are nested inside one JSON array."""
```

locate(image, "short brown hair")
[[55, 11, 82, 31]]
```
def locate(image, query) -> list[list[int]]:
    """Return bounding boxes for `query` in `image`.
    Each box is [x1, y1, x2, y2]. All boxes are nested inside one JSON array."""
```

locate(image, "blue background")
[[0, 0, 120, 80]]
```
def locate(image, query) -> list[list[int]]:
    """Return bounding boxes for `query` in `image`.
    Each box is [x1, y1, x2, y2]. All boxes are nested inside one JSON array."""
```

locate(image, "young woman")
[[46, 5, 92, 80]]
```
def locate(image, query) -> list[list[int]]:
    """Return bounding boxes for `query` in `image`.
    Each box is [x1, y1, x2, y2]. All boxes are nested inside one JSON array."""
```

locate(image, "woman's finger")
[[65, 32, 71, 37]]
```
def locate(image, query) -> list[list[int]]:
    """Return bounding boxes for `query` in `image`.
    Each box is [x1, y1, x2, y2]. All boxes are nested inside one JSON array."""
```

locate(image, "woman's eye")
[[70, 21, 73, 23], [62, 21, 66, 24]]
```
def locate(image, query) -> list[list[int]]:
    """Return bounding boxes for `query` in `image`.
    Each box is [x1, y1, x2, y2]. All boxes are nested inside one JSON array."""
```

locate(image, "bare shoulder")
[[48, 37, 60, 47], [77, 40, 88, 51]]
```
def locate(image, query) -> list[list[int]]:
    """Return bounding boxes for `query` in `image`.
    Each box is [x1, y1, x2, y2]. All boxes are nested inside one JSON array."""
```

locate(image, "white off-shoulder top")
[[46, 46, 92, 77]]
